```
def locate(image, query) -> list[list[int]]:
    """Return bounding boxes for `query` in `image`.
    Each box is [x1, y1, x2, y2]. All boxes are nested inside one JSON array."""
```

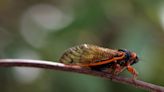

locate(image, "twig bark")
[[0, 59, 163, 92]]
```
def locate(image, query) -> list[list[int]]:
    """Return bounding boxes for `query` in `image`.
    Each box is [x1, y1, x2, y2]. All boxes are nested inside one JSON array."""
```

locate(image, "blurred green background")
[[0, 0, 164, 92]]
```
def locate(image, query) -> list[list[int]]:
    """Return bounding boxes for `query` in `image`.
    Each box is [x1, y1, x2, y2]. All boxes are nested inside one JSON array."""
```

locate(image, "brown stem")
[[0, 59, 163, 92]]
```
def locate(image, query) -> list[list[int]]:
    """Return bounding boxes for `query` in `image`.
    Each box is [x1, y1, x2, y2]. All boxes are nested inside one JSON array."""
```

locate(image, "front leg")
[[127, 64, 138, 79]]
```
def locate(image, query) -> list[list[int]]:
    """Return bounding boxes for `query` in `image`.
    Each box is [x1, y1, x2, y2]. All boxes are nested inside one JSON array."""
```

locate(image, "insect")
[[59, 44, 139, 79]]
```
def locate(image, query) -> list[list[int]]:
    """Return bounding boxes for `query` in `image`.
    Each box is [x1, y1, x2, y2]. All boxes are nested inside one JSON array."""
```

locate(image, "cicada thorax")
[[59, 44, 123, 65]]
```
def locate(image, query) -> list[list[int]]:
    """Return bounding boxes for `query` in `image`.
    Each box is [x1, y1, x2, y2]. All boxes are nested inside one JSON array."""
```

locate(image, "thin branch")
[[0, 59, 163, 92]]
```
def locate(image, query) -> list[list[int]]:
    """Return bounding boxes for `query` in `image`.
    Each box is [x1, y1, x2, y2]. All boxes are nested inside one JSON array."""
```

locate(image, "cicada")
[[59, 44, 139, 78]]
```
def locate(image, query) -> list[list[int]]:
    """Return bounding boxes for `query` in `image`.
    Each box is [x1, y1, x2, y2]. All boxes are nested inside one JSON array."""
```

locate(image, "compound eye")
[[131, 52, 137, 59], [131, 56, 139, 65], [132, 52, 139, 62]]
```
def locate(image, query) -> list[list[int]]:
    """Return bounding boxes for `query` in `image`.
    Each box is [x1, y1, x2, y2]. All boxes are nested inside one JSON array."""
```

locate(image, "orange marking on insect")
[[78, 52, 125, 67]]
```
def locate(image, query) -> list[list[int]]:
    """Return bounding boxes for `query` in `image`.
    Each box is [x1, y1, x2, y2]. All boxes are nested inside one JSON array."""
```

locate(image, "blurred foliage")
[[0, 0, 164, 92]]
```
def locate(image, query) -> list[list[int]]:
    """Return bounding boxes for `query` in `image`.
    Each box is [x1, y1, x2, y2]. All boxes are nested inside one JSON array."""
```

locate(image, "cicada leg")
[[113, 63, 122, 75], [127, 64, 138, 79], [110, 61, 123, 79]]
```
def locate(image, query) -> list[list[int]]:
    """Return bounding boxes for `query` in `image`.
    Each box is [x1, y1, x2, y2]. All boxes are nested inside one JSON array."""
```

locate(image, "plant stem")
[[0, 59, 163, 92]]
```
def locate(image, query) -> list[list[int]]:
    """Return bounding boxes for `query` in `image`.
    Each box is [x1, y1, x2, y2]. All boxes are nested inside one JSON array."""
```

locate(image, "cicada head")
[[118, 49, 139, 65]]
